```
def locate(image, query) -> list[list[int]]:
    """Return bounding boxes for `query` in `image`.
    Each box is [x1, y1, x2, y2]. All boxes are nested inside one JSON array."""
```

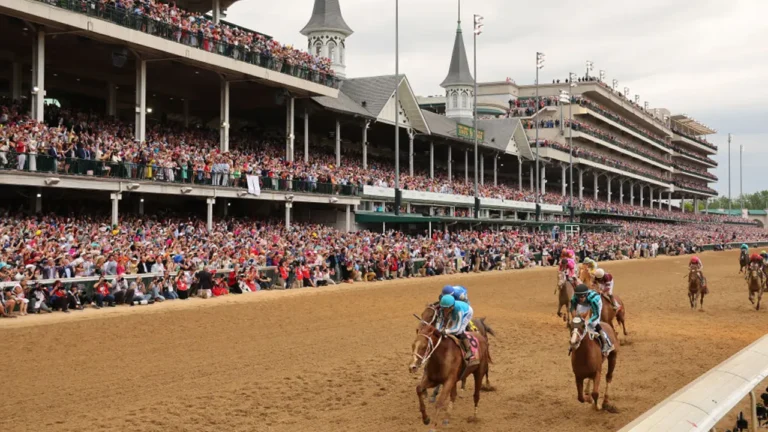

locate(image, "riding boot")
[[600, 331, 614, 356], [608, 294, 619, 310], [461, 337, 477, 366]]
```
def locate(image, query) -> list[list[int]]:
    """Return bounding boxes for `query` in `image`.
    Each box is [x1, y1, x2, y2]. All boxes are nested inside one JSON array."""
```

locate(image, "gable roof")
[[312, 91, 375, 119], [440, 24, 474, 88], [340, 75, 403, 117]]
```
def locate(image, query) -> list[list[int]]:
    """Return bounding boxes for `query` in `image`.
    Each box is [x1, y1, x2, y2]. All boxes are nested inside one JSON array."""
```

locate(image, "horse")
[[746, 265, 764, 310], [556, 272, 576, 325], [739, 250, 749, 273], [687, 268, 706, 311], [569, 316, 618, 412], [598, 292, 628, 339], [578, 264, 594, 288], [418, 305, 495, 398], [410, 323, 491, 427]]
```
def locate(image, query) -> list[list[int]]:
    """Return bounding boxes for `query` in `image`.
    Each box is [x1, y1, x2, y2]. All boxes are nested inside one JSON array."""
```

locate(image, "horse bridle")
[[412, 314, 443, 370]]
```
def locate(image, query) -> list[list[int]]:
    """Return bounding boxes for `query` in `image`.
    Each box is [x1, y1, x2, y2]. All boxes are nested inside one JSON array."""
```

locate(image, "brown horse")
[[687, 268, 706, 311], [410, 324, 491, 427], [557, 272, 576, 325], [419, 305, 495, 398], [578, 264, 594, 288], [746, 266, 764, 310], [569, 316, 618, 412], [598, 292, 628, 339], [739, 250, 749, 273]]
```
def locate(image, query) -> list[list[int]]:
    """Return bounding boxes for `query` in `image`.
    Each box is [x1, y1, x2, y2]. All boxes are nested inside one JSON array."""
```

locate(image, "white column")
[[561, 165, 566, 196], [694, 197, 699, 214], [335, 120, 341, 166], [630, 183, 634, 206], [518, 158, 523, 190], [304, 110, 310, 163], [285, 202, 293, 229], [220, 80, 230, 152], [681, 196, 685, 213], [593, 173, 598, 200], [541, 164, 546, 195], [31, 30, 45, 122], [578, 170, 584, 201], [11, 62, 22, 102], [493, 155, 498, 186], [668, 192, 672, 211], [134, 58, 147, 143], [447, 146, 452, 181], [649, 187, 655, 208], [346, 205, 352, 232], [429, 141, 434, 179], [107, 81, 117, 116], [408, 130, 414, 177], [110, 193, 122, 227], [465, 150, 469, 184], [658, 189, 663, 209], [529, 164, 534, 192], [620, 181, 624, 204], [607, 177, 612, 203], [288, 97, 295, 162], [639, 185, 644, 207], [480, 154, 485, 185], [211, 0, 221, 23], [183, 99, 190, 128], [362, 120, 368, 169], [206, 198, 215, 231]]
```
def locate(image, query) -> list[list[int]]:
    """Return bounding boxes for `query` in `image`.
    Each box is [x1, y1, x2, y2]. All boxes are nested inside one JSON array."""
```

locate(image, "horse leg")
[[557, 301, 563, 319], [584, 378, 593, 403], [416, 374, 435, 425], [472, 369, 482, 419], [461, 376, 466, 392], [591, 372, 601, 411], [700, 293, 705, 312], [430, 385, 440, 404], [432, 377, 457, 428], [688, 292, 694, 310], [603, 352, 618, 413], [749, 290, 755, 305], [576, 377, 585, 403]]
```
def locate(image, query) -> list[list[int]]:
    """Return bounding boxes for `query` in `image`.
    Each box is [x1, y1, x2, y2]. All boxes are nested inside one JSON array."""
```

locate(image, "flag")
[[246, 175, 261, 196]]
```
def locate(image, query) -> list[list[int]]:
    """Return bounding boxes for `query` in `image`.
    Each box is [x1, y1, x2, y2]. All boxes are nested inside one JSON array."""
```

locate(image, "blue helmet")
[[741, 244, 749, 250], [439, 294, 456, 308], [441, 285, 455, 296]]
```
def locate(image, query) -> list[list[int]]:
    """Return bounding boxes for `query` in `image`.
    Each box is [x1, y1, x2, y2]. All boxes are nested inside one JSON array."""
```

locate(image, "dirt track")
[[2, 250, 767, 432]]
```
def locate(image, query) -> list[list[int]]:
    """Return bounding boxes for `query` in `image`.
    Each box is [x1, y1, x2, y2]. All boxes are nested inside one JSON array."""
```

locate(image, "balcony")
[[672, 133, 717, 155]]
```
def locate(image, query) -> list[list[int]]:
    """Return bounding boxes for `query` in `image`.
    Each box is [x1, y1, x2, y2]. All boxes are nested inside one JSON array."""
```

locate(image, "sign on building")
[[457, 124, 485, 141]]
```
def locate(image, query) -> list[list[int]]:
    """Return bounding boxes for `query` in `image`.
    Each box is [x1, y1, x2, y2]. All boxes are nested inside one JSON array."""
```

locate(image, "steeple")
[[441, 0, 474, 122], [301, 0, 354, 78], [440, 0, 473, 88]]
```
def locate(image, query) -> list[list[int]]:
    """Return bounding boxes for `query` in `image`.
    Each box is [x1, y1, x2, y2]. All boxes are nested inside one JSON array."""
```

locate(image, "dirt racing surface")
[[2, 249, 767, 432]]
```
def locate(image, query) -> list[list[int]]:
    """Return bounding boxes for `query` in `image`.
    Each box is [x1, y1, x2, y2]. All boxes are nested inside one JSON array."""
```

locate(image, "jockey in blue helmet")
[[569, 284, 613, 356], [439, 285, 469, 304], [436, 294, 476, 365]]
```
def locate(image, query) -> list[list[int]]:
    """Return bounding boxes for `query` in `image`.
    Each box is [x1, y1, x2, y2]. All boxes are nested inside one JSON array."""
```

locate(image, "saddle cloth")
[[447, 333, 479, 361]]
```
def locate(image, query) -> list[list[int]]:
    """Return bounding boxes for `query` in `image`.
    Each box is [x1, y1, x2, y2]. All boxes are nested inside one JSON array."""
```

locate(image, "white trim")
[[571, 130, 671, 171], [579, 108, 672, 154]]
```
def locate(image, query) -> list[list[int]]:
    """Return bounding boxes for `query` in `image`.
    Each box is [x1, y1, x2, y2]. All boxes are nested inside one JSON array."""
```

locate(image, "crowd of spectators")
[[674, 161, 718, 180], [1, 209, 764, 318], [40, 0, 336, 81], [672, 127, 717, 151], [672, 145, 718, 166], [674, 180, 718, 195]]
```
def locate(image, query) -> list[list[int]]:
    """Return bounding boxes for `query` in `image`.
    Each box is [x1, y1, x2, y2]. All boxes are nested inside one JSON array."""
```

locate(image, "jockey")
[[436, 294, 477, 366], [559, 257, 577, 282], [593, 268, 619, 310], [741, 243, 749, 253], [689, 256, 707, 289], [583, 257, 599, 274], [440, 285, 469, 304], [569, 284, 613, 356]]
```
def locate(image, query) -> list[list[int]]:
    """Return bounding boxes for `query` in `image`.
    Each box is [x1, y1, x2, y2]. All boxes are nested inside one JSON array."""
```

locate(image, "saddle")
[[447, 334, 480, 365]]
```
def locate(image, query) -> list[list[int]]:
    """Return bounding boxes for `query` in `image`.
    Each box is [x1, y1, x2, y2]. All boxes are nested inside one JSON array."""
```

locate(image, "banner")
[[246, 175, 261, 196]]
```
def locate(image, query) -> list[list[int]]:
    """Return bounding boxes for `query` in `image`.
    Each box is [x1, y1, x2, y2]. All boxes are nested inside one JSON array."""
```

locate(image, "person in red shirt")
[[294, 264, 304, 289], [49, 280, 69, 313], [94, 277, 115, 308], [175, 273, 189, 300], [301, 265, 313, 287]]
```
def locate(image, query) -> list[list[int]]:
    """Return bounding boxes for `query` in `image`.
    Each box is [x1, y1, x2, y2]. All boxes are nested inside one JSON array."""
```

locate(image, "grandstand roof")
[[421, 109, 460, 140], [301, 0, 354, 36], [477, 118, 519, 153], [671, 114, 717, 135], [440, 19, 474, 88], [341, 75, 405, 117], [313, 91, 376, 119]]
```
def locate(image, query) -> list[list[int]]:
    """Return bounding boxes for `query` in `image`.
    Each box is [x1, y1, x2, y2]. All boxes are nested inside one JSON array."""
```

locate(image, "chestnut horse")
[[556, 272, 576, 325], [598, 292, 628, 339], [419, 305, 495, 398], [569, 316, 618, 412], [578, 264, 594, 288], [746, 266, 764, 310], [687, 268, 706, 311], [410, 323, 490, 427], [739, 250, 749, 274]]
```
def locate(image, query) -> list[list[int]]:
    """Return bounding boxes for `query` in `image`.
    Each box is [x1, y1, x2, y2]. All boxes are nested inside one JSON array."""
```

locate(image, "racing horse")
[[739, 249, 750, 274], [419, 304, 495, 397], [410, 322, 491, 427], [578, 263, 595, 289], [746, 265, 764, 310], [569, 316, 618, 412], [687, 267, 707, 311], [597, 291, 628, 340], [556, 271, 576, 326]]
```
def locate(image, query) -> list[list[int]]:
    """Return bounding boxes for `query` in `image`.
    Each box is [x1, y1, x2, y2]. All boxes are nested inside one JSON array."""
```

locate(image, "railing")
[[0, 152, 361, 196], [672, 128, 718, 151], [673, 164, 718, 181], [538, 141, 667, 183], [673, 181, 718, 195], [574, 97, 671, 150], [567, 124, 671, 167], [672, 146, 718, 166], [35, 0, 340, 89]]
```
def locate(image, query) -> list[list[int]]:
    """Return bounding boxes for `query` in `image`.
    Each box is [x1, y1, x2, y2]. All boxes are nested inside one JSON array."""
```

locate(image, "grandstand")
[[0, 0, 741, 235]]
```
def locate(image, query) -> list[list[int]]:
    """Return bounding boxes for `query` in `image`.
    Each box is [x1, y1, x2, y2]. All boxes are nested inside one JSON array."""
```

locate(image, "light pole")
[[599, 70, 606, 83], [569, 72, 577, 221], [740, 143, 743, 209], [612, 79, 618, 92], [535, 51, 545, 220], [394, 0, 400, 215], [728, 133, 731, 212], [473, 13, 483, 218], [585, 60, 593, 80]]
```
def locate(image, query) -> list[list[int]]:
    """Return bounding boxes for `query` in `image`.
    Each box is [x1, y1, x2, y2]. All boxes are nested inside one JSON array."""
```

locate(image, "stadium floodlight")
[[644, 101, 649, 111], [634, 94, 640, 104], [534, 51, 545, 221], [536, 52, 545, 70], [473, 14, 484, 35], [612, 79, 618, 90], [599, 70, 606, 82], [568, 72, 578, 222], [558, 89, 570, 104], [624, 87, 630, 97], [585, 60, 593, 78], [147, 107, 153, 114]]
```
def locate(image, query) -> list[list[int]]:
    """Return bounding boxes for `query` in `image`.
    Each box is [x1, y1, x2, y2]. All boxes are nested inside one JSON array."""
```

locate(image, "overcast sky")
[[227, 0, 768, 197]]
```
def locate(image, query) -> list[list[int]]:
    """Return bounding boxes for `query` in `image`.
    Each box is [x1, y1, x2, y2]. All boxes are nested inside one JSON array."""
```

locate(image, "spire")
[[301, 0, 353, 37], [440, 0, 473, 88]]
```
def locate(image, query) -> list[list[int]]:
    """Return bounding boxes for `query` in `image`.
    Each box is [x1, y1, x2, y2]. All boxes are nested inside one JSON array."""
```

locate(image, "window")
[[461, 92, 468, 108], [314, 41, 323, 57], [328, 41, 337, 63], [339, 44, 344, 64], [451, 93, 458, 109]]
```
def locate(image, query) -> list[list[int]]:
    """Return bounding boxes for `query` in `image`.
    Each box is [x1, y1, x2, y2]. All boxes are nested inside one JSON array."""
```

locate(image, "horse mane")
[[419, 324, 441, 338]]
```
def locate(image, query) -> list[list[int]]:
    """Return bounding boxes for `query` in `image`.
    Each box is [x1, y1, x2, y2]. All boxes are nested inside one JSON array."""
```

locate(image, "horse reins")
[[413, 333, 443, 369]]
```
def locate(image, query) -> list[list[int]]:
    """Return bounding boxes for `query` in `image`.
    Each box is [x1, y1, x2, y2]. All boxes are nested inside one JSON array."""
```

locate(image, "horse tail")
[[477, 317, 496, 337]]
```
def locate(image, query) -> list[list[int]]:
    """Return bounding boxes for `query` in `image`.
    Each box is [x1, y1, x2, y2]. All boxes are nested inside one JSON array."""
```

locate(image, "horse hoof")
[[443, 419, 450, 426], [429, 397, 436, 404], [423, 417, 430, 425]]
